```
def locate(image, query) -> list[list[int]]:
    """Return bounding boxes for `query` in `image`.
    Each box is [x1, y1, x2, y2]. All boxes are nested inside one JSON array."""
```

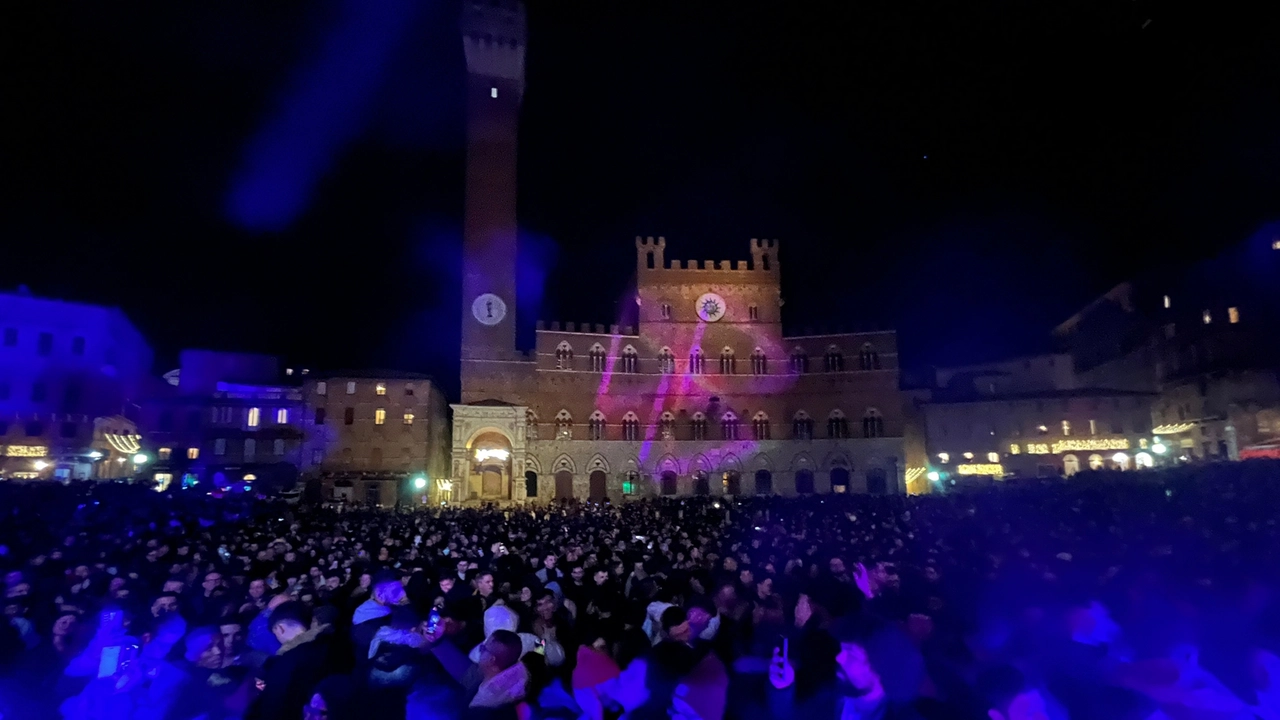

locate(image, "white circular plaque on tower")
[[695, 292, 727, 323], [472, 293, 507, 326]]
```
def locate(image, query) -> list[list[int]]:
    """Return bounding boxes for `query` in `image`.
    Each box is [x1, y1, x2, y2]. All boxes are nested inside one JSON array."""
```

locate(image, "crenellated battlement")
[[462, 0, 526, 84], [636, 237, 780, 275]]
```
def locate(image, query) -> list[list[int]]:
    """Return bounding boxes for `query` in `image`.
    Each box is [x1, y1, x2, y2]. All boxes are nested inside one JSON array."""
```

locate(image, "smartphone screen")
[[427, 609, 441, 633], [98, 646, 122, 678]]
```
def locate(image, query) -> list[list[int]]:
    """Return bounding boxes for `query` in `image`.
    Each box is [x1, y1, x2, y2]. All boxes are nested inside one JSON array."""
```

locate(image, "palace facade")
[[448, 2, 905, 502]]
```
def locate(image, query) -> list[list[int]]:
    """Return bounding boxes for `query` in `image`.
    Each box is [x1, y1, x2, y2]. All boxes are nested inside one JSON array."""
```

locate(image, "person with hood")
[[467, 604, 550, 687], [352, 571, 407, 664], [248, 601, 335, 720]]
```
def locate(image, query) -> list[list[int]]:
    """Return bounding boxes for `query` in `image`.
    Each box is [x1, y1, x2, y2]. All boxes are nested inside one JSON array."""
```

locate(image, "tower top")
[[462, 0, 526, 86]]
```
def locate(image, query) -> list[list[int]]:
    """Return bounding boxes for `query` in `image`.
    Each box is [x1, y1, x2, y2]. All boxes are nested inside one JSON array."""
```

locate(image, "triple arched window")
[[721, 411, 740, 441], [720, 347, 736, 375], [691, 412, 708, 441], [555, 410, 573, 439], [660, 412, 676, 440], [752, 412, 771, 440], [827, 409, 850, 439], [863, 408, 885, 438], [859, 343, 881, 371], [622, 412, 640, 441], [588, 344, 607, 372], [658, 347, 675, 374], [690, 348, 706, 374], [790, 348, 809, 374], [588, 411, 607, 441], [555, 342, 573, 370], [751, 348, 767, 375], [792, 411, 814, 440], [824, 345, 844, 372], [621, 346, 639, 373]]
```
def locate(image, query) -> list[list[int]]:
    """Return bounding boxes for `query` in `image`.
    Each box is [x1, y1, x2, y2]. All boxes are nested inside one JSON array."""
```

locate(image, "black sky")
[[4, 0, 1278, 400]]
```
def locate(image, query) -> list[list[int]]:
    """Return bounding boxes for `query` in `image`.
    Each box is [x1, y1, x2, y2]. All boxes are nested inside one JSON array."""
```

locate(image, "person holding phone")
[[768, 623, 925, 720]]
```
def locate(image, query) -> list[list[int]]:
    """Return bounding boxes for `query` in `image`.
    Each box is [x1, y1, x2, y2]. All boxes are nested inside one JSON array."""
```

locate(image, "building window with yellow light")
[[403, 412, 414, 425], [158, 447, 171, 461], [375, 382, 387, 396], [1228, 307, 1240, 324], [375, 408, 386, 426], [187, 447, 199, 460], [276, 408, 289, 424], [247, 408, 260, 428], [987, 452, 999, 463]]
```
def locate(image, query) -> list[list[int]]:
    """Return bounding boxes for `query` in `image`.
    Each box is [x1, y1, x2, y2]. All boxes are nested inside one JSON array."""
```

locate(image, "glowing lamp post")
[[413, 476, 427, 490]]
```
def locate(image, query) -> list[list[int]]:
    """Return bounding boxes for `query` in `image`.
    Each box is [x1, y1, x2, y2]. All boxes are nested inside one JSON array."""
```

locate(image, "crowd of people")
[[2, 460, 1280, 719]]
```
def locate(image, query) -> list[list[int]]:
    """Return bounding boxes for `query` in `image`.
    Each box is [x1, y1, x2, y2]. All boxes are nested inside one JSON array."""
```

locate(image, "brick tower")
[[460, 0, 525, 402]]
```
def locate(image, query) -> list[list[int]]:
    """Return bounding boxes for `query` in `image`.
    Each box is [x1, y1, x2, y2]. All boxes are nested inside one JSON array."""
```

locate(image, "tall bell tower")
[[460, 0, 524, 400]]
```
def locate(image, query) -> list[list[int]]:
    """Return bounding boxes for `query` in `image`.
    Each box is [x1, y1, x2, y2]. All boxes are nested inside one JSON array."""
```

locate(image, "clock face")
[[695, 292, 727, 323], [472, 293, 507, 326]]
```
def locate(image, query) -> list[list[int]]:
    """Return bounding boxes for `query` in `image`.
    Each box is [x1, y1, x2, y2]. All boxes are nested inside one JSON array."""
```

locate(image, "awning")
[[1240, 442, 1280, 460]]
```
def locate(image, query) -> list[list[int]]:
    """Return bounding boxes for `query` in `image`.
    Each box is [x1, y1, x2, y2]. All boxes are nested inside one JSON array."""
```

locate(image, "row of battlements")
[[536, 321, 639, 336], [636, 236, 780, 274]]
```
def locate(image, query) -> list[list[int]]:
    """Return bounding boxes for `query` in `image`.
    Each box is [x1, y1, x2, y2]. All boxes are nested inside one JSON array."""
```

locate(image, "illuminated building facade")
[[0, 288, 153, 480], [1055, 232, 1280, 460], [139, 351, 309, 492], [300, 373, 450, 507], [449, 2, 906, 502]]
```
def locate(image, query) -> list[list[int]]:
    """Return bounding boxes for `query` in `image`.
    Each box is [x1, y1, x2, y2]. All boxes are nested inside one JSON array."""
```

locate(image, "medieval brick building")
[[449, 1, 905, 502]]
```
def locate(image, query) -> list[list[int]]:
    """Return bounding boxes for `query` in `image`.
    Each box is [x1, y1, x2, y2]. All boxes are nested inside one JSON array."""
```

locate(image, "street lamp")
[[413, 476, 427, 490], [926, 471, 941, 482], [88, 451, 103, 460], [1152, 442, 1167, 455], [33, 460, 49, 471], [133, 453, 149, 464]]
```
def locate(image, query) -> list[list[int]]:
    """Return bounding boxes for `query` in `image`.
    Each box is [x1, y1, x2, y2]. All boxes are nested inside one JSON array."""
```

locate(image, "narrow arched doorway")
[[660, 471, 677, 495], [1062, 454, 1080, 476], [830, 467, 851, 493], [866, 468, 887, 494], [524, 471, 539, 499], [554, 470, 574, 500], [693, 471, 710, 495], [795, 469, 815, 494], [723, 471, 741, 495], [754, 469, 773, 494], [589, 470, 607, 502]]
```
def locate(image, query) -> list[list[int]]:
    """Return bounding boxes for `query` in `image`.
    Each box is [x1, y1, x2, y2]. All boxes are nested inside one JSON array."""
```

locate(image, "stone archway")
[[693, 470, 710, 495], [754, 469, 773, 494], [795, 468, 815, 494], [554, 470, 574, 500], [469, 431, 513, 500], [589, 470, 607, 502], [660, 471, 678, 496], [723, 471, 742, 495], [524, 470, 539, 499], [830, 467, 851, 493]]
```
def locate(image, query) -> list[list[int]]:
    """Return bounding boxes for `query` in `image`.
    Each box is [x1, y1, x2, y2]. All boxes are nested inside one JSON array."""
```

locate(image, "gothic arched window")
[[526, 410, 539, 440], [790, 348, 809, 374], [622, 412, 641, 441], [862, 408, 885, 438], [792, 411, 814, 440], [827, 409, 850, 439], [752, 412, 771, 440], [555, 410, 573, 440], [555, 342, 574, 370], [751, 348, 767, 375], [588, 411, 607, 441], [658, 347, 675, 374], [690, 348, 705, 374], [720, 347, 736, 375], [691, 412, 708, 441], [622, 346, 639, 373], [824, 345, 844, 372], [659, 412, 675, 440], [859, 343, 881, 371], [588, 344, 607, 372], [720, 411, 740, 441]]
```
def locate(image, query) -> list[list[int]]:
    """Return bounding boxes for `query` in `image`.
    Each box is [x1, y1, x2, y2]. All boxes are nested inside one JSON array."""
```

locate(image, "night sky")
[[5, 1, 1278, 399]]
